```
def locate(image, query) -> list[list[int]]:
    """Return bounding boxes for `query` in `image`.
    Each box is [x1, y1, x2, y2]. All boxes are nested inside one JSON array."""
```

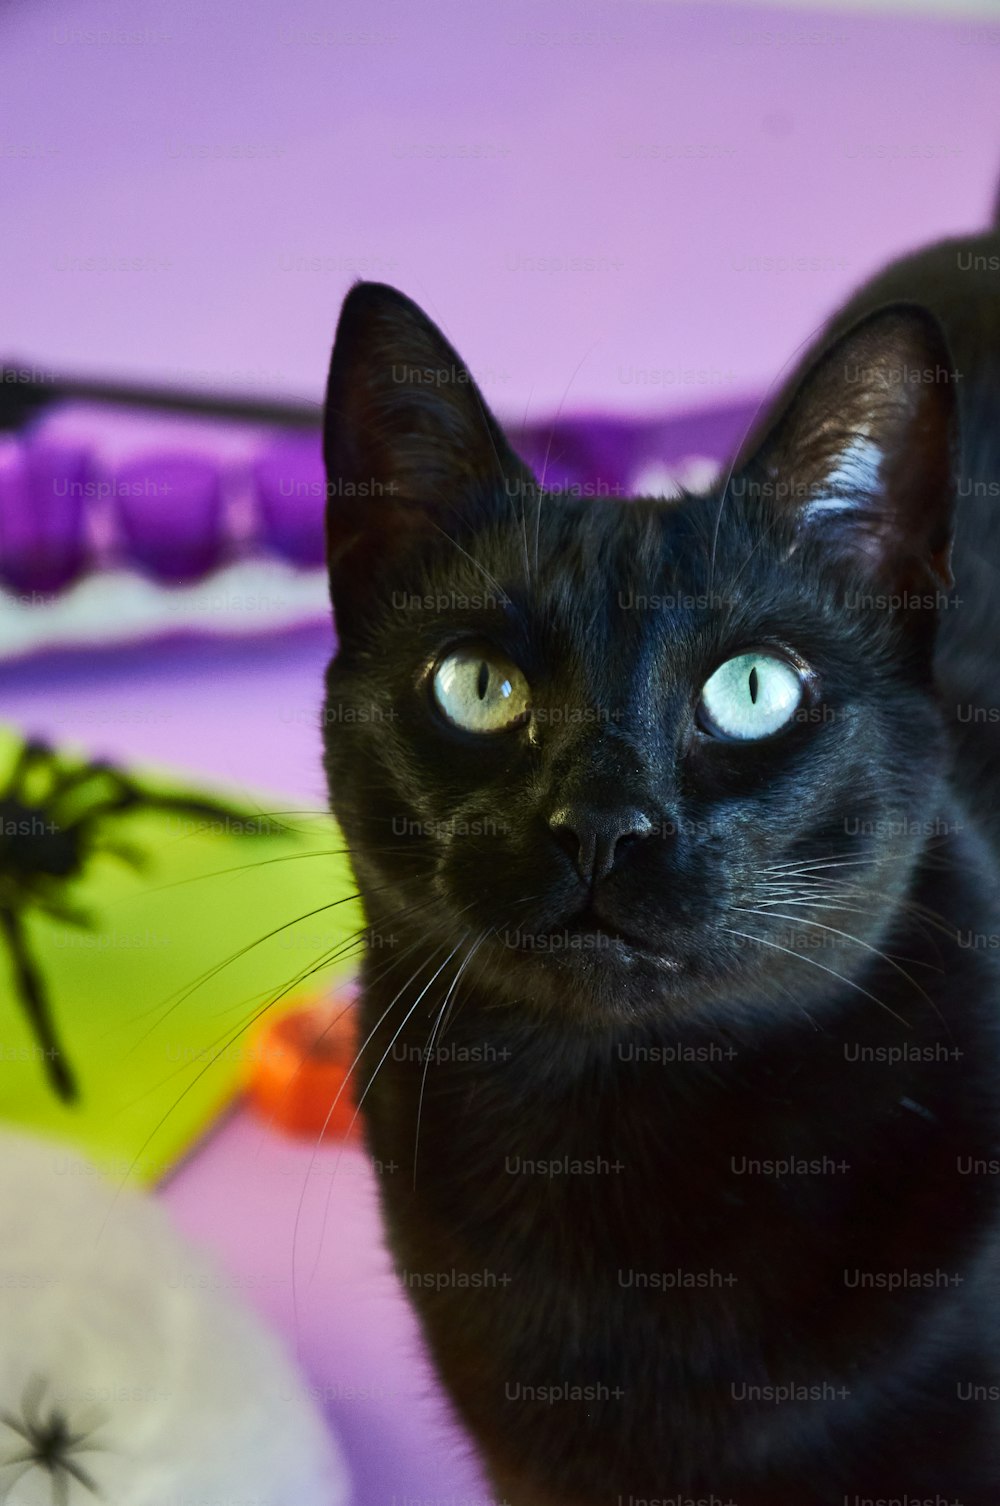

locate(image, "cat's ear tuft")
[[737, 303, 959, 596], [322, 282, 533, 624]]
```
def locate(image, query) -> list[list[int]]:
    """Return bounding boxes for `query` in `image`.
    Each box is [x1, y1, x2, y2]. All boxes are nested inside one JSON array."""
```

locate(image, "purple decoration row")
[[0, 432, 327, 595], [0, 402, 759, 598]]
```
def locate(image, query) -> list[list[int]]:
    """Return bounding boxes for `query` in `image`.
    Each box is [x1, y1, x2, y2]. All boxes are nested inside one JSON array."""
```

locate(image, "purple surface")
[[162, 1111, 491, 1506], [1, 0, 998, 419], [0, 625, 336, 795]]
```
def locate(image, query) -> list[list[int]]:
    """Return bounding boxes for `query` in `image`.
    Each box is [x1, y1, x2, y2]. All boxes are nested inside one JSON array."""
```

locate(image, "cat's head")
[[321, 282, 957, 1026]]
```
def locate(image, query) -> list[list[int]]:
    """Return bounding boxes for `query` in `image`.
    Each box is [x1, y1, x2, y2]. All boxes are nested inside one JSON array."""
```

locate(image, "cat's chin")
[[475, 922, 689, 1017]]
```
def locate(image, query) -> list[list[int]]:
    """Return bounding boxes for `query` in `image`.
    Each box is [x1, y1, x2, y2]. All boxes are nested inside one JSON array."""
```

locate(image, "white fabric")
[[0, 1129, 350, 1506]]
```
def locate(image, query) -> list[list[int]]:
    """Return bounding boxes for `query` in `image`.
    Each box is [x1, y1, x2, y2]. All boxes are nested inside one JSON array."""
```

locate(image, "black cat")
[[320, 194, 1000, 1504]]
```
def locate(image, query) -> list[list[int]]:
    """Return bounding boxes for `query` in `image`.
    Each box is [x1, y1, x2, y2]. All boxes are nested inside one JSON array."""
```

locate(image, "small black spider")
[[0, 735, 276, 1104], [0, 1377, 106, 1505]]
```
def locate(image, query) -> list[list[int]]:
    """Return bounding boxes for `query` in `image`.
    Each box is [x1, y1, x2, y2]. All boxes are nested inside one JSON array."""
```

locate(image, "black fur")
[[321, 203, 1000, 1503]]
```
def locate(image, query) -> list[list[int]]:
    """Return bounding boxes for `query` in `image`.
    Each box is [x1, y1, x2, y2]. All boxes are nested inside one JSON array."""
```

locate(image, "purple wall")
[[1, 0, 998, 421]]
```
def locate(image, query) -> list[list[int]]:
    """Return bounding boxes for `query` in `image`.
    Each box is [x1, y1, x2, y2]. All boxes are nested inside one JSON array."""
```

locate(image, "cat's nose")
[[548, 807, 654, 887]]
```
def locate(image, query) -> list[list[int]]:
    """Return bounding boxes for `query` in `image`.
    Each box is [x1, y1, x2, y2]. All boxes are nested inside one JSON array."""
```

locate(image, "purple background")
[[2, 0, 999, 420], [2, 1, 1000, 1502]]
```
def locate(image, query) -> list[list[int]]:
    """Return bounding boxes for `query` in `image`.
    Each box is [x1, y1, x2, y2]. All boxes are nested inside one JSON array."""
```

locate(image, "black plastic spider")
[[0, 735, 276, 1103], [0, 1377, 106, 1505]]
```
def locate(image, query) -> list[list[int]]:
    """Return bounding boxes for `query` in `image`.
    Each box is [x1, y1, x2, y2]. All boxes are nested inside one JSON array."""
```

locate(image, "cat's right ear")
[[322, 282, 534, 629]]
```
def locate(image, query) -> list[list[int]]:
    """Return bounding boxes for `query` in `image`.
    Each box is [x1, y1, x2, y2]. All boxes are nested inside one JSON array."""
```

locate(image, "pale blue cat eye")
[[698, 652, 804, 740], [432, 647, 532, 733]]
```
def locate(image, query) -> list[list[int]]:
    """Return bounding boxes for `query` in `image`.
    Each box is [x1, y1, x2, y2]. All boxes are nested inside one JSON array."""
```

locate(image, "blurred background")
[[1, 0, 998, 1500]]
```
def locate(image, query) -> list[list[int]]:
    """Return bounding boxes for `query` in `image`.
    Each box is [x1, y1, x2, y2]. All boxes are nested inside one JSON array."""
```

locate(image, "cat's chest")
[[364, 1006, 860, 1278]]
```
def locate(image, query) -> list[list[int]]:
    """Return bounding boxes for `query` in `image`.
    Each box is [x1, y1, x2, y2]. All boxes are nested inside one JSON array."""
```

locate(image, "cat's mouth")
[[495, 907, 681, 973]]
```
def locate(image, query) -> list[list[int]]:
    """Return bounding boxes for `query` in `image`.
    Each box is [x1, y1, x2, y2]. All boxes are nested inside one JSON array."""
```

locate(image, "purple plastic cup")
[[508, 423, 591, 497], [253, 434, 327, 568], [556, 416, 640, 499], [0, 435, 91, 597], [113, 453, 224, 582], [0, 438, 28, 594]]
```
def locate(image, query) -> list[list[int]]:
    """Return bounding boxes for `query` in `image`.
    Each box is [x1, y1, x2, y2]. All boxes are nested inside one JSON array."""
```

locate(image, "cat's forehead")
[[480, 488, 709, 585], [464, 486, 773, 618]]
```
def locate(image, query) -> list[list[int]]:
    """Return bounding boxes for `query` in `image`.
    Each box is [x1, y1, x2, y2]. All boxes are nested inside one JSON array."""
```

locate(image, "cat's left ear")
[[737, 302, 959, 593]]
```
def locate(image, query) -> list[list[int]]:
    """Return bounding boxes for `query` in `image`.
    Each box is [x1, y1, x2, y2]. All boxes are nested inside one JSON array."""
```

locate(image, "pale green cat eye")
[[432, 646, 531, 734], [698, 652, 804, 741]]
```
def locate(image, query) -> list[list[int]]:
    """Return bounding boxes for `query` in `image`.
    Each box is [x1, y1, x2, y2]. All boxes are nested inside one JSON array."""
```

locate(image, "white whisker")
[[719, 924, 910, 1028]]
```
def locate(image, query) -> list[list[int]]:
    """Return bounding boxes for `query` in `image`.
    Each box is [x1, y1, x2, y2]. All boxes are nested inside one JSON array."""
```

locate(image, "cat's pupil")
[[748, 665, 759, 704], [477, 661, 489, 700]]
